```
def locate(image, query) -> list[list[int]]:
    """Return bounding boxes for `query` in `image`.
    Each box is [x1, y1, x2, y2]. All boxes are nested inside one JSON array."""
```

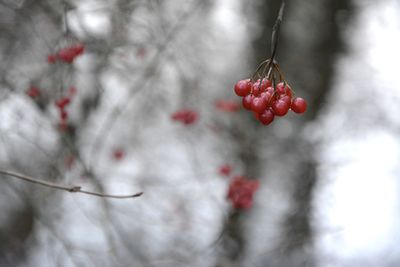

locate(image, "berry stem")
[[250, 59, 270, 81], [270, 1, 285, 63]]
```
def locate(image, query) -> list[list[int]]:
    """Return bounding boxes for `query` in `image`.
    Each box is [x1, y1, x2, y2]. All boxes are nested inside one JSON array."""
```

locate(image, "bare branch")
[[270, 0, 285, 62], [0, 170, 143, 199]]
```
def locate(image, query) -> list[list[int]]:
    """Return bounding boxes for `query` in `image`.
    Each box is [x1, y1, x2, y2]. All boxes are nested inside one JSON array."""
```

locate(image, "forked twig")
[[0, 170, 143, 199]]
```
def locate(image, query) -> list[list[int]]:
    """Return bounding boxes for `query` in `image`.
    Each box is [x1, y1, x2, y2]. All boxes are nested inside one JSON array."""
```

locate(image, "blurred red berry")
[[171, 109, 198, 125], [227, 176, 259, 210], [215, 100, 240, 112], [113, 149, 125, 160], [60, 109, 68, 120], [47, 54, 57, 64], [55, 97, 71, 109], [219, 164, 232, 176], [57, 43, 85, 63], [26, 86, 41, 98]]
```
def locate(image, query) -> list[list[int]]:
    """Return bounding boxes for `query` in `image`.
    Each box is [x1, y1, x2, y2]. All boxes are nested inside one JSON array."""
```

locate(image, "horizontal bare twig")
[[0, 169, 143, 199]]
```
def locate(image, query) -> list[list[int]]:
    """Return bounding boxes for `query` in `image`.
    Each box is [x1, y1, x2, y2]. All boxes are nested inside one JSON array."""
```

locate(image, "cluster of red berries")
[[55, 87, 77, 130], [171, 109, 198, 125], [227, 176, 260, 210], [47, 43, 85, 64], [218, 164, 259, 210], [234, 78, 307, 125]]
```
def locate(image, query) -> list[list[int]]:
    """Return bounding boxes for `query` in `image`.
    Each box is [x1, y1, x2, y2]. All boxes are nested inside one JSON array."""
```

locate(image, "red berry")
[[242, 95, 254, 110], [291, 97, 307, 114], [55, 97, 71, 109], [58, 49, 75, 63], [258, 109, 275, 125], [71, 43, 85, 55], [26, 87, 41, 98], [275, 82, 285, 95], [47, 54, 57, 64], [219, 164, 232, 176], [261, 92, 273, 106], [251, 97, 267, 113], [215, 100, 240, 112], [113, 149, 125, 160], [57, 43, 85, 63], [272, 99, 290, 116], [252, 86, 260, 96], [227, 176, 259, 210], [280, 94, 292, 106], [171, 109, 198, 125], [234, 79, 251, 97], [60, 109, 68, 120], [261, 78, 272, 89]]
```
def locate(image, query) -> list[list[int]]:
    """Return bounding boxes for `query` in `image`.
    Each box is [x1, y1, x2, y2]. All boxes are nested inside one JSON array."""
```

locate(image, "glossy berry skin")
[[242, 95, 254, 110], [266, 86, 274, 95], [251, 97, 267, 113], [277, 83, 292, 97], [291, 97, 307, 113], [280, 95, 292, 106], [261, 92, 273, 106], [259, 109, 275, 125], [272, 99, 290, 116], [261, 78, 272, 89], [234, 79, 251, 97]]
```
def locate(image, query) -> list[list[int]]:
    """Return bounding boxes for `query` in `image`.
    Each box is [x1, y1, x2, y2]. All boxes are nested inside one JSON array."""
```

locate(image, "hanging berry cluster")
[[217, 164, 259, 210], [47, 43, 85, 64], [227, 176, 259, 210], [233, 60, 307, 125], [55, 87, 76, 130]]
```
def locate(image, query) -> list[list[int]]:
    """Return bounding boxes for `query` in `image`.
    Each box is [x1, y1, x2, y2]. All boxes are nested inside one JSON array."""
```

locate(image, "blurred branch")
[[0, 170, 143, 199]]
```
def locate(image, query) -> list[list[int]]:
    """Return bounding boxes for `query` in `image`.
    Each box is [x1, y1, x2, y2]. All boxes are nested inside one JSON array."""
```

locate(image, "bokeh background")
[[1, 0, 400, 266]]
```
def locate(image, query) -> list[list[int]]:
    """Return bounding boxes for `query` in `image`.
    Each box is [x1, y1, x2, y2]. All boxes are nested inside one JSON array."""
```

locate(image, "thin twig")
[[0, 170, 143, 199]]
